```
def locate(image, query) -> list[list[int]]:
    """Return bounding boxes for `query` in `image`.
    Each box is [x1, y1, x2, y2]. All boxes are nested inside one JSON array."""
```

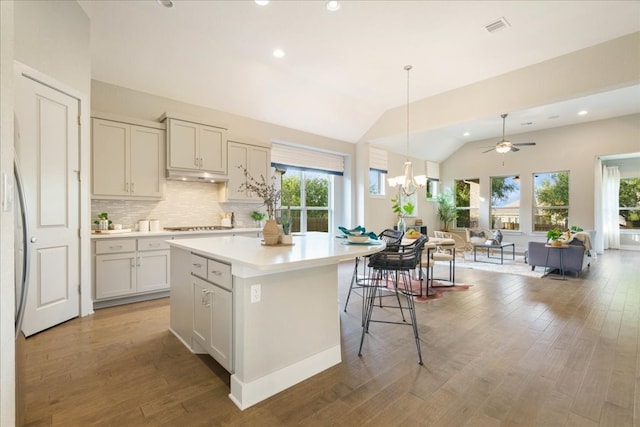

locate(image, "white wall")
[[91, 80, 356, 232], [363, 32, 640, 145], [439, 114, 640, 251]]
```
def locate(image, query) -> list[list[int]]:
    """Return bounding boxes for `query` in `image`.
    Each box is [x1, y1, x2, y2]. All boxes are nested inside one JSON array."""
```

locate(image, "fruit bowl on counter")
[[404, 229, 422, 240]]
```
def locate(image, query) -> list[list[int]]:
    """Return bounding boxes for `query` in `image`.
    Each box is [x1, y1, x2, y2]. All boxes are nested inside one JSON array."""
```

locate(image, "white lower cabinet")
[[94, 237, 170, 302], [191, 254, 233, 372]]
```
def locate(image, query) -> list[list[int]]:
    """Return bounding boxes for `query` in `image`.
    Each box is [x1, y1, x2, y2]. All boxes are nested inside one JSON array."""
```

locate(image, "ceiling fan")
[[482, 113, 536, 154]]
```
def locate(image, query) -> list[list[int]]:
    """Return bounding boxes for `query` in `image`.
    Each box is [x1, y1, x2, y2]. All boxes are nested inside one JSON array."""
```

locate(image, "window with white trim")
[[369, 147, 387, 196], [454, 178, 480, 228], [533, 171, 569, 231], [491, 175, 520, 230]]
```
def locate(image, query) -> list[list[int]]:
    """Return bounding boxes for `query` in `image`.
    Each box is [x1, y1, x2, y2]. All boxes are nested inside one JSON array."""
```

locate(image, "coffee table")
[[473, 242, 515, 264]]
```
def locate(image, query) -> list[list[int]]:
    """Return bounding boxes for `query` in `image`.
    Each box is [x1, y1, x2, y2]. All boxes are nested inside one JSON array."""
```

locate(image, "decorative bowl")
[[347, 234, 369, 243]]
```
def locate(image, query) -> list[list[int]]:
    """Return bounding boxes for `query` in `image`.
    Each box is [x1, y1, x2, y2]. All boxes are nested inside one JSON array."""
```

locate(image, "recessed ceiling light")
[[156, 0, 174, 8], [578, 110, 588, 116], [326, 1, 340, 12], [255, 0, 269, 5], [273, 48, 285, 58], [463, 132, 470, 137]]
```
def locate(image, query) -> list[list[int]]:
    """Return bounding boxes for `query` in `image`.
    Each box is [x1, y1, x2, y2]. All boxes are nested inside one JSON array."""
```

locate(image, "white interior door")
[[15, 73, 80, 337]]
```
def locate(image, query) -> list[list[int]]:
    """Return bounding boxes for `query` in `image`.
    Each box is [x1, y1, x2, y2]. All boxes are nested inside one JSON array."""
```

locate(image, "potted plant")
[[94, 212, 111, 230], [251, 210, 267, 228], [436, 190, 457, 232], [546, 228, 564, 246], [391, 196, 414, 232], [238, 166, 281, 245], [570, 225, 584, 233]]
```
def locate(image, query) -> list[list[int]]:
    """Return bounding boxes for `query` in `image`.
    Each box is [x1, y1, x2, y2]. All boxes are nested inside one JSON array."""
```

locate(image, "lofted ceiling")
[[78, 1, 640, 162]]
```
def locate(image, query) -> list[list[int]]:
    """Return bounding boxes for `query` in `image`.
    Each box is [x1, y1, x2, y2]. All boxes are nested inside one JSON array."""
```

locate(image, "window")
[[281, 168, 331, 233], [491, 175, 520, 230], [454, 178, 479, 228], [533, 171, 569, 231], [619, 177, 640, 229], [369, 170, 386, 196], [369, 147, 387, 196]]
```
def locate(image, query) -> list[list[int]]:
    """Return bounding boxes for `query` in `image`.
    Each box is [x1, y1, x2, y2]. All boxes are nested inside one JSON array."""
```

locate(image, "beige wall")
[[91, 80, 357, 229], [439, 114, 640, 251]]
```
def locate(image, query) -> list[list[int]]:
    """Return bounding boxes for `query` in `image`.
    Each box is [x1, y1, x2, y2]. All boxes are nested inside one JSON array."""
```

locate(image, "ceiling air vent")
[[485, 17, 510, 33]]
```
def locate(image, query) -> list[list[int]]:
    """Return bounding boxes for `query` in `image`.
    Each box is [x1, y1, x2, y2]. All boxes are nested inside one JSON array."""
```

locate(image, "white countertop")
[[91, 227, 262, 239], [167, 232, 386, 274]]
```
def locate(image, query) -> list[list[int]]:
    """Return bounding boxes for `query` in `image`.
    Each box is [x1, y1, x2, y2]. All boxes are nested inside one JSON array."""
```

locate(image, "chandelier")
[[388, 65, 426, 196]]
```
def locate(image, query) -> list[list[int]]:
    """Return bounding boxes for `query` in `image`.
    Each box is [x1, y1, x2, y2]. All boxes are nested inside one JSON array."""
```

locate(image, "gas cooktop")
[[164, 225, 233, 232]]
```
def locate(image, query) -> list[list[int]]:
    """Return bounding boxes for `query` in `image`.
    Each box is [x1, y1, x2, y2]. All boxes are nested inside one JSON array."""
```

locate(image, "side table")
[[543, 244, 568, 280]]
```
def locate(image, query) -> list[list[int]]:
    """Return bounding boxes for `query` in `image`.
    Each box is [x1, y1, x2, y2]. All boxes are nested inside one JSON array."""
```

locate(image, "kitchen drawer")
[[190, 254, 208, 278], [138, 238, 171, 251], [207, 259, 232, 290], [95, 239, 136, 254]]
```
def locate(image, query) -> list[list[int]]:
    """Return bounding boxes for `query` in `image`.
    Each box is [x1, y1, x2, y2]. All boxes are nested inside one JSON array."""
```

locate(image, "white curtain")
[[602, 165, 620, 249]]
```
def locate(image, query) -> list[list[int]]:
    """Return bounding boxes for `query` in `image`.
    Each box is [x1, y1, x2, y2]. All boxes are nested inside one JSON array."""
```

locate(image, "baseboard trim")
[[229, 345, 341, 410]]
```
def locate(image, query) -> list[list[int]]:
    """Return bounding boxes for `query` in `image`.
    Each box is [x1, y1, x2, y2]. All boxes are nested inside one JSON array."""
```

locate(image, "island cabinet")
[[225, 141, 271, 202], [167, 233, 386, 411], [165, 118, 227, 175], [190, 254, 233, 371], [94, 237, 170, 307], [91, 117, 165, 199]]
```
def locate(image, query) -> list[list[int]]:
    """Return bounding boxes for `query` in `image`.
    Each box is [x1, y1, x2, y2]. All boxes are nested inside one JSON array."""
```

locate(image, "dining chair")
[[358, 235, 427, 365], [343, 229, 404, 313]]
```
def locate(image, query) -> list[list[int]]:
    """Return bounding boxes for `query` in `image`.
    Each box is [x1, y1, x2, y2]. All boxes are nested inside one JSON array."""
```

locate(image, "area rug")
[[453, 254, 544, 278]]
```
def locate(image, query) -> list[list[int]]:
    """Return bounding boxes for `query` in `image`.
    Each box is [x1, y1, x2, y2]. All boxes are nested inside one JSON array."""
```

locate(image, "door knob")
[[30, 237, 37, 243]]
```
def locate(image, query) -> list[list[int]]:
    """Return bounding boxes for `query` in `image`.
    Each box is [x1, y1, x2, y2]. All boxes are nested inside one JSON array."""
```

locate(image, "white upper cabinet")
[[166, 118, 227, 175], [225, 141, 271, 202], [92, 117, 165, 199]]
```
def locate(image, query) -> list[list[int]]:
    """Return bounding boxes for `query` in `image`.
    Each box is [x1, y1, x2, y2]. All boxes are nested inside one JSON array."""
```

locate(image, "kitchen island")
[[167, 232, 385, 410]]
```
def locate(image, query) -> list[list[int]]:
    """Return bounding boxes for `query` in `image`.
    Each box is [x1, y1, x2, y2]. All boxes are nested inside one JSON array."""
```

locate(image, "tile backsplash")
[[91, 181, 264, 230]]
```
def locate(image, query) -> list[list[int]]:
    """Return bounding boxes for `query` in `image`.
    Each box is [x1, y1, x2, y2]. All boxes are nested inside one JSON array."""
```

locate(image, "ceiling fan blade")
[[511, 147, 520, 152], [482, 148, 495, 154], [513, 142, 536, 146]]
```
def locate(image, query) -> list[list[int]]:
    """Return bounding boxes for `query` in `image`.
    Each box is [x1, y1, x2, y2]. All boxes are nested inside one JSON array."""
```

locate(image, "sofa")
[[527, 238, 591, 277]]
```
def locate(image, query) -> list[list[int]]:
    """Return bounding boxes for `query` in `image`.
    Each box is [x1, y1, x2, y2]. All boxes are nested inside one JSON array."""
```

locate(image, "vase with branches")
[[238, 166, 281, 220], [238, 166, 281, 245]]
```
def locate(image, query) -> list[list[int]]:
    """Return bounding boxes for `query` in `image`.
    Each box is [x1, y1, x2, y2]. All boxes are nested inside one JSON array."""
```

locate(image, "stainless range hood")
[[166, 169, 229, 183]]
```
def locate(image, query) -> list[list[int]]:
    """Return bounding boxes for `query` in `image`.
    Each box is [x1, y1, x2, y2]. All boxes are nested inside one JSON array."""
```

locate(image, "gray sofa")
[[527, 239, 591, 277]]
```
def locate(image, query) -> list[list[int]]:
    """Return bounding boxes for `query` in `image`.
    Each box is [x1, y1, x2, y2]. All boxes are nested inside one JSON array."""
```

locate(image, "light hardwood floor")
[[20, 250, 638, 426]]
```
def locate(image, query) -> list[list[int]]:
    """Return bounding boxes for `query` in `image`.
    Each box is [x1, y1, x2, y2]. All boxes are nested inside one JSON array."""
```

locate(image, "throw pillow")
[[470, 230, 485, 238]]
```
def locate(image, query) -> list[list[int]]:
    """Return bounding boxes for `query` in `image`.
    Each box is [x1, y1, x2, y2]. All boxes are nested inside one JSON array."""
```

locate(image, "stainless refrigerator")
[[14, 153, 29, 425]]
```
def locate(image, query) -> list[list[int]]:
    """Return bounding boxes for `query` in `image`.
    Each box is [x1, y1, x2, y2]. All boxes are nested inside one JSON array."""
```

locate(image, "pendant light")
[[389, 65, 426, 196]]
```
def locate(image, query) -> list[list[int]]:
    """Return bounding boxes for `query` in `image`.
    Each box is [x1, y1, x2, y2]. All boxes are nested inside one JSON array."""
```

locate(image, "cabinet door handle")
[[194, 157, 198, 167], [137, 257, 141, 267], [149, 243, 160, 247], [131, 182, 135, 193], [201, 289, 211, 307], [192, 263, 203, 268], [210, 270, 223, 276], [199, 157, 203, 168], [125, 182, 129, 192], [110, 245, 123, 250]]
